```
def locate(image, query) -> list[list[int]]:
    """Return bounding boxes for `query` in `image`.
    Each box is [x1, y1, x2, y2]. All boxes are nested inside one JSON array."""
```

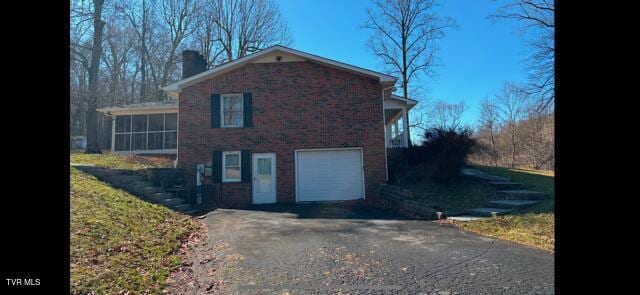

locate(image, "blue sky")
[[276, 0, 529, 127]]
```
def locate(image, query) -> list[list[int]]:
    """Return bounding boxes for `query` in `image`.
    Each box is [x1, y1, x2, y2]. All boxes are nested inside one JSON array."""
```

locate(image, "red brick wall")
[[178, 61, 387, 207]]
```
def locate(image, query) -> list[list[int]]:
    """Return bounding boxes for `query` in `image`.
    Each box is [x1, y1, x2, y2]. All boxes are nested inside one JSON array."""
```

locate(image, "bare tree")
[[490, 0, 554, 112], [102, 19, 135, 106], [429, 101, 465, 132], [364, 0, 455, 145], [156, 0, 199, 99], [70, 0, 295, 144], [71, 0, 106, 153], [193, 0, 226, 67], [478, 97, 500, 166], [520, 107, 554, 170], [209, 0, 292, 63], [118, 0, 157, 101], [495, 82, 528, 168]]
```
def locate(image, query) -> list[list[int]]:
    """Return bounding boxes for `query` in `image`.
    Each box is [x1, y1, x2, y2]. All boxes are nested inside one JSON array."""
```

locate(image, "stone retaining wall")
[[377, 185, 440, 220], [145, 168, 186, 188]]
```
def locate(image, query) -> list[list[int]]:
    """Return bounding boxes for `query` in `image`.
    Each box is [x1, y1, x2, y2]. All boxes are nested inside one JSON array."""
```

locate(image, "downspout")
[[175, 92, 179, 168], [382, 85, 394, 182]]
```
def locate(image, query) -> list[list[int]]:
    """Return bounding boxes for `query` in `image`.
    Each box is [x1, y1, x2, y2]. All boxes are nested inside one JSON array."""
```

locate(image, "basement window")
[[222, 151, 241, 182]]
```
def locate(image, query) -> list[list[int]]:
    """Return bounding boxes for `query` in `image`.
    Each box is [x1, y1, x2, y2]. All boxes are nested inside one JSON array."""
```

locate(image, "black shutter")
[[241, 150, 250, 182], [212, 150, 222, 183], [243, 92, 253, 127], [211, 94, 221, 128]]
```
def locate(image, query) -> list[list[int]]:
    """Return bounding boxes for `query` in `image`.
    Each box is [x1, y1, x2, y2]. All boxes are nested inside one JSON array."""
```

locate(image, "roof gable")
[[161, 45, 397, 97]]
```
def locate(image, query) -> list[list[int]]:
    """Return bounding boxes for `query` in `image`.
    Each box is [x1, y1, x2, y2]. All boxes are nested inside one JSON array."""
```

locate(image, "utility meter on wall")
[[196, 164, 205, 177], [196, 163, 205, 204], [196, 164, 205, 185]]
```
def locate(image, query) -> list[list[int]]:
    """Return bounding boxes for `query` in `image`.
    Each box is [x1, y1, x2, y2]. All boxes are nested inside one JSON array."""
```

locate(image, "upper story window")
[[221, 94, 243, 127]]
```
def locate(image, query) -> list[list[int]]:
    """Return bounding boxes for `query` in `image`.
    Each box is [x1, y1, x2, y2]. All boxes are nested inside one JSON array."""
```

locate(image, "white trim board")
[[113, 149, 177, 155], [97, 108, 177, 116], [390, 94, 419, 104]]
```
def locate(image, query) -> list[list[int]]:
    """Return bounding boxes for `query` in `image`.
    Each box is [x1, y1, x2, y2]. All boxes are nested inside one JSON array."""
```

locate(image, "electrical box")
[[197, 163, 205, 174], [196, 163, 205, 205], [204, 168, 212, 177]]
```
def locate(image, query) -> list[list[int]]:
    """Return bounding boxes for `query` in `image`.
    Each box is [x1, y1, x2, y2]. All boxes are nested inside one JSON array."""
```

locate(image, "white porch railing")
[[384, 99, 410, 148], [387, 132, 406, 148]]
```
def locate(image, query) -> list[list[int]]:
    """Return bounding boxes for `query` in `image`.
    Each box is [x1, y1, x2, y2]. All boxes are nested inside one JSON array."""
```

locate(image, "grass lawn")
[[71, 152, 173, 170], [456, 165, 555, 252], [70, 156, 198, 293], [394, 164, 554, 252]]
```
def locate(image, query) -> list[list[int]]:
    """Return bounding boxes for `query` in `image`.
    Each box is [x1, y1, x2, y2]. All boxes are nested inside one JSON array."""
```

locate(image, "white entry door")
[[252, 153, 276, 204]]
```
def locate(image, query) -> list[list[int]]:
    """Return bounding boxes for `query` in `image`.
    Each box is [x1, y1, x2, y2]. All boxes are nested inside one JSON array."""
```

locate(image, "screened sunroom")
[[97, 101, 178, 155]]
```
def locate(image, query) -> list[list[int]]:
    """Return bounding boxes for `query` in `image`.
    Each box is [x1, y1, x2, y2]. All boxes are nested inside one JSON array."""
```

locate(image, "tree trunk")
[[85, 0, 105, 154], [401, 23, 412, 147], [140, 55, 146, 101], [531, 134, 537, 169], [490, 128, 498, 167], [510, 124, 516, 168]]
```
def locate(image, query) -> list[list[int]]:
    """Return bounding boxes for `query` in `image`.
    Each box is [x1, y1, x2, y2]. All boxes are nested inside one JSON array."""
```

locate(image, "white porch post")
[[111, 117, 116, 153], [384, 124, 389, 147], [394, 119, 399, 139], [402, 107, 409, 147]]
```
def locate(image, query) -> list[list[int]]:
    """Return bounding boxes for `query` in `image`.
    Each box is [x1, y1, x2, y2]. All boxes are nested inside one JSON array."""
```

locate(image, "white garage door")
[[296, 148, 365, 202]]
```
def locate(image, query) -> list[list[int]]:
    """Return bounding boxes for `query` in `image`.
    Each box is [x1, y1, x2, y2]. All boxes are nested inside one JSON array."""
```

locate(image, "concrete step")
[[447, 215, 489, 222], [461, 169, 510, 182], [486, 200, 540, 210], [143, 187, 164, 198], [148, 192, 173, 202], [172, 203, 192, 212], [497, 190, 546, 200], [488, 182, 524, 190], [465, 207, 513, 217], [161, 198, 184, 206]]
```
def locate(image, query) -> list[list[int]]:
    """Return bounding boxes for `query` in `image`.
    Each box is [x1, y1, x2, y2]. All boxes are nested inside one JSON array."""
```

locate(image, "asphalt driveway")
[[168, 202, 554, 294]]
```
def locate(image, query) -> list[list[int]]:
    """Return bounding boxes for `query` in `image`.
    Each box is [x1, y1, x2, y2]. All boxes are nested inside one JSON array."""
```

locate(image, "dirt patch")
[[164, 222, 245, 294]]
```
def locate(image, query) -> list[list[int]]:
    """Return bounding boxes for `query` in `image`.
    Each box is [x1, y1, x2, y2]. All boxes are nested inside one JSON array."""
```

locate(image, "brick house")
[[99, 46, 416, 207]]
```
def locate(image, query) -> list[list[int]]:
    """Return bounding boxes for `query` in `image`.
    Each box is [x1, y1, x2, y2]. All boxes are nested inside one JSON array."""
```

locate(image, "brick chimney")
[[182, 50, 207, 79]]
